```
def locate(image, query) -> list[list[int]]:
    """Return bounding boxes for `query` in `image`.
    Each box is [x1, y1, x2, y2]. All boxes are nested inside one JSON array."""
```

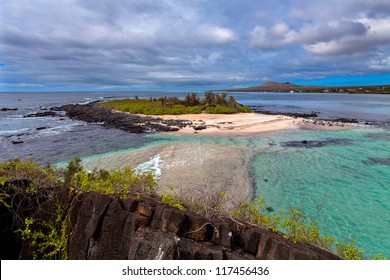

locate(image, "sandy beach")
[[81, 142, 254, 209], [79, 111, 360, 209], [138, 112, 357, 136]]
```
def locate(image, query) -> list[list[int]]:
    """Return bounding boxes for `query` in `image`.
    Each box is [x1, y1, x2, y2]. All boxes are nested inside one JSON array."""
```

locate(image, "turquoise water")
[[55, 127, 390, 257], [144, 128, 390, 257], [251, 128, 390, 257]]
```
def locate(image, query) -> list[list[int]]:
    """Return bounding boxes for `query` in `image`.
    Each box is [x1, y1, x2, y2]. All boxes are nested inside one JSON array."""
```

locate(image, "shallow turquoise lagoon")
[[69, 127, 390, 257], [147, 128, 390, 257]]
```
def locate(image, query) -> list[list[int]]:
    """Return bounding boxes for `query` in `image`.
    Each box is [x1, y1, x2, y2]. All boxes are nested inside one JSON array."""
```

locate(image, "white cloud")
[[196, 25, 238, 45], [370, 57, 390, 70], [305, 17, 390, 55]]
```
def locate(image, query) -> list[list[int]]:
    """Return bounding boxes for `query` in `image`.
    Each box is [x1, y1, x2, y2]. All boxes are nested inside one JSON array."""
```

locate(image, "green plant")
[[233, 198, 280, 232], [280, 208, 335, 248], [370, 253, 387, 260], [161, 193, 186, 211], [336, 239, 365, 260], [18, 201, 70, 260], [99, 93, 251, 115]]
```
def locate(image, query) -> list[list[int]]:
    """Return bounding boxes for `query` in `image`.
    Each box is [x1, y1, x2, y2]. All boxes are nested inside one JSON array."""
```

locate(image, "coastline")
[[136, 112, 359, 137], [81, 142, 254, 209], [55, 103, 363, 209]]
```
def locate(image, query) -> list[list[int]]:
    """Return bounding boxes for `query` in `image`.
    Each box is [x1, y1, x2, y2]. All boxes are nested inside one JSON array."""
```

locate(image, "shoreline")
[[81, 142, 254, 209], [55, 103, 364, 137], [136, 112, 360, 137]]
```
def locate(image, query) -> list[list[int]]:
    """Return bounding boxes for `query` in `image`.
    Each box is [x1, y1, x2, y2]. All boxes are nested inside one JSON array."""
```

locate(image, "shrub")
[[187, 106, 201, 114], [206, 105, 237, 114]]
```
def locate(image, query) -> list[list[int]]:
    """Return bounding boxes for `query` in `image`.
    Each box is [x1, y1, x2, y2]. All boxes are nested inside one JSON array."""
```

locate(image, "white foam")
[[136, 154, 163, 178], [0, 128, 29, 136]]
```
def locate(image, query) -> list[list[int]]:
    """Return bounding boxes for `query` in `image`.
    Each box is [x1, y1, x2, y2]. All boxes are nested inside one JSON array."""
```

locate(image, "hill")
[[226, 82, 390, 94]]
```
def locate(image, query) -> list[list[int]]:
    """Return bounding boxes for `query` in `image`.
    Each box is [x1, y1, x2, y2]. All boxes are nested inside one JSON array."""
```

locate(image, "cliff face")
[[19, 192, 341, 260]]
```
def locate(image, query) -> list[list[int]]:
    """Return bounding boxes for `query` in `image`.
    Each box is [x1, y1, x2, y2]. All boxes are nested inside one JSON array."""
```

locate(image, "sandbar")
[[81, 142, 254, 209], [137, 112, 356, 136]]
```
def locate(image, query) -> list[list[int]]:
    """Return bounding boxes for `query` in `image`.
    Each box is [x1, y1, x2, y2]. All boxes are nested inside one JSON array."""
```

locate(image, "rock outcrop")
[[18, 192, 342, 260], [54, 103, 189, 133]]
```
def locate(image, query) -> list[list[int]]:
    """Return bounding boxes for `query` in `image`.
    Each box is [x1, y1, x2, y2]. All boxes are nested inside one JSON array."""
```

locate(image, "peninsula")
[[227, 81, 390, 94]]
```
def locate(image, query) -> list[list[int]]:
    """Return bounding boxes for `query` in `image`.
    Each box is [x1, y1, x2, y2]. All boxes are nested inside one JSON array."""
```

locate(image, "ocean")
[[1, 91, 390, 257]]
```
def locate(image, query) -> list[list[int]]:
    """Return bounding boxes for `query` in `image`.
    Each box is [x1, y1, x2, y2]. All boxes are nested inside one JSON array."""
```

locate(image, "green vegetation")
[[0, 158, 386, 260], [100, 91, 251, 115], [1, 158, 157, 260]]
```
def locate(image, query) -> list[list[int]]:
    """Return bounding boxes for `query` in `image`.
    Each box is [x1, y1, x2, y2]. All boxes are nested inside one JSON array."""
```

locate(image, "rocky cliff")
[[16, 192, 341, 260]]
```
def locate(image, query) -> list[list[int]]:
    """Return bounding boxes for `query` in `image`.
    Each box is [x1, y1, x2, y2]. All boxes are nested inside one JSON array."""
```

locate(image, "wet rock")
[[24, 111, 57, 118], [331, 118, 359, 123], [1, 108, 18, 111], [54, 103, 188, 133]]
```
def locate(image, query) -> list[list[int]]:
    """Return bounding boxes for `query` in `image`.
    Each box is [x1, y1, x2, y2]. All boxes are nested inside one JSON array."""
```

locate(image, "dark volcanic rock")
[[250, 106, 318, 118], [331, 118, 359, 123], [54, 103, 188, 133], [1, 108, 18, 111], [36, 126, 48, 130], [13, 191, 343, 260], [24, 111, 57, 118], [11, 141, 24, 145]]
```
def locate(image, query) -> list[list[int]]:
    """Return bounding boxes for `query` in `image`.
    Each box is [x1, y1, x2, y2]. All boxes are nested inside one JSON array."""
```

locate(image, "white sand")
[[137, 112, 355, 136], [81, 142, 254, 208]]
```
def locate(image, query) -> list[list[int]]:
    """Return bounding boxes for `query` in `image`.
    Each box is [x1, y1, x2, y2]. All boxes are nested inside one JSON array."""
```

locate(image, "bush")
[[187, 106, 201, 114], [100, 93, 251, 115], [206, 105, 237, 114]]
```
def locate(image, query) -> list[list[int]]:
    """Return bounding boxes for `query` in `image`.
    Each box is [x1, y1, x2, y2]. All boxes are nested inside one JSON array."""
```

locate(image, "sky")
[[1, 0, 390, 92]]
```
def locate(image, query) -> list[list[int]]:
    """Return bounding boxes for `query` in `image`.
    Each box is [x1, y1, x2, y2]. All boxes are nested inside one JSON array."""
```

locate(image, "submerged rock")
[[281, 138, 353, 148], [364, 157, 390, 165]]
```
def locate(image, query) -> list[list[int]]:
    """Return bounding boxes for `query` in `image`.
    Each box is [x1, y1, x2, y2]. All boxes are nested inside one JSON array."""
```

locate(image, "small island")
[[93, 92, 358, 136]]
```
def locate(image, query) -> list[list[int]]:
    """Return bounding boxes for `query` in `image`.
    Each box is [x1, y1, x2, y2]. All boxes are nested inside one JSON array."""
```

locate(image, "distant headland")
[[226, 81, 390, 94]]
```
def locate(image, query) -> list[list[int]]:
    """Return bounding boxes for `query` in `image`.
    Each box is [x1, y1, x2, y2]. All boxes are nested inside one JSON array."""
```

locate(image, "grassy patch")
[[100, 92, 251, 115]]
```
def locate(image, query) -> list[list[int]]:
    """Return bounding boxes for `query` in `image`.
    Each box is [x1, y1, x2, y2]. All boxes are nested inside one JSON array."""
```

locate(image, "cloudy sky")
[[1, 0, 390, 91]]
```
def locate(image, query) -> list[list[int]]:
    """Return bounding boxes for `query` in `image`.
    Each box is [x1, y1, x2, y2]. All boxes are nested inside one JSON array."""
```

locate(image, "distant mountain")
[[258, 81, 300, 88], [225, 81, 390, 94]]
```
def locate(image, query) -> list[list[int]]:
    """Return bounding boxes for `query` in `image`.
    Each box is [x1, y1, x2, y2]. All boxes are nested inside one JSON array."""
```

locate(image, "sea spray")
[[136, 154, 163, 178]]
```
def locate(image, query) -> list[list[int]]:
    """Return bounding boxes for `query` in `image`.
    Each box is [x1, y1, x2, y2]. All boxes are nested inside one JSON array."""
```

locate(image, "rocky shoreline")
[[53, 103, 191, 133], [52, 103, 192, 133], [49, 102, 365, 135]]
